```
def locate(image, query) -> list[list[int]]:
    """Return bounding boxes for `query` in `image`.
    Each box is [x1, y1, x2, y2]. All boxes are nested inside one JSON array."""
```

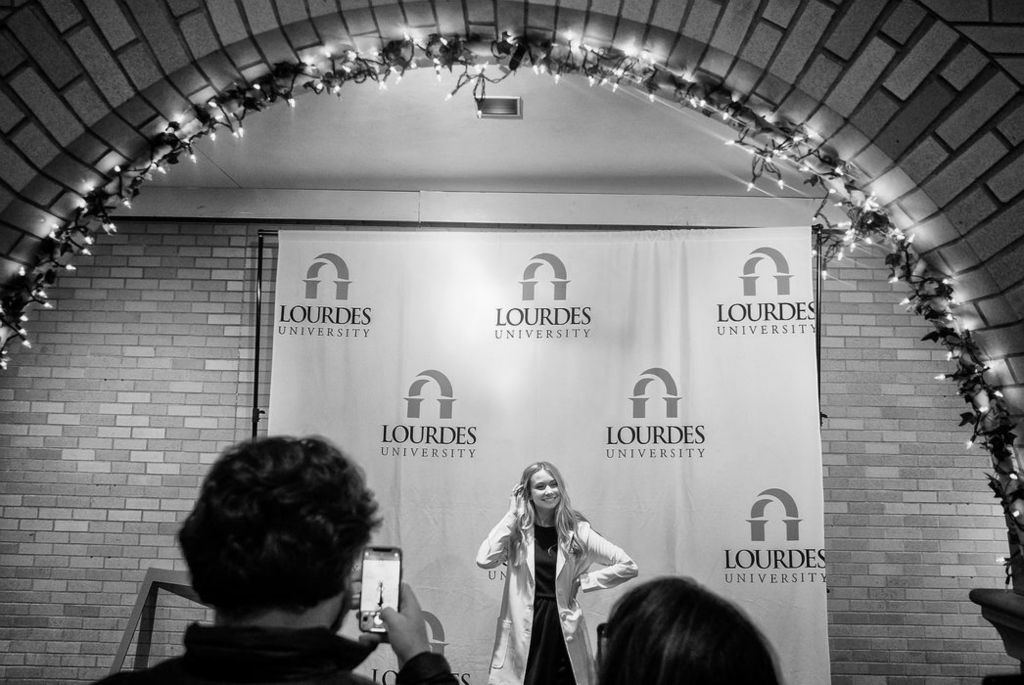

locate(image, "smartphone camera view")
[[358, 546, 402, 633]]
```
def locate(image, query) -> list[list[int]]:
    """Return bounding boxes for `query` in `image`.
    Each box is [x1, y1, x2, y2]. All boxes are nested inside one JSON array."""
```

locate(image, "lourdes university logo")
[[715, 245, 815, 337], [495, 252, 592, 340], [379, 370, 478, 459], [605, 367, 706, 460], [723, 488, 825, 585], [277, 251, 372, 338]]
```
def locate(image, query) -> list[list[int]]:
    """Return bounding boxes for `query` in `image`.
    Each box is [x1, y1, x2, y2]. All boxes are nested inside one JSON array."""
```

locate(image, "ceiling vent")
[[476, 96, 522, 119]]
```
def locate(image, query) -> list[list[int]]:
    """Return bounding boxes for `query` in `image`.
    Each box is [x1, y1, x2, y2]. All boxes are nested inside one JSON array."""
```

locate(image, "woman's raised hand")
[[508, 483, 524, 514]]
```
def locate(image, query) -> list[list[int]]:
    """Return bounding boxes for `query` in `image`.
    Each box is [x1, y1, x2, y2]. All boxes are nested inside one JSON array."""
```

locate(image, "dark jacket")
[[95, 623, 457, 684]]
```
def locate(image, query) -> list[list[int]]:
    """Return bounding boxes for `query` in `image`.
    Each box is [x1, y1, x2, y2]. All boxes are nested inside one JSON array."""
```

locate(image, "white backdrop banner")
[[268, 228, 828, 684]]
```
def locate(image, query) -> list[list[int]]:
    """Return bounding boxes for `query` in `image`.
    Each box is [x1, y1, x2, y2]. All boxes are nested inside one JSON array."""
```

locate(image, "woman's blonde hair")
[[510, 461, 585, 563]]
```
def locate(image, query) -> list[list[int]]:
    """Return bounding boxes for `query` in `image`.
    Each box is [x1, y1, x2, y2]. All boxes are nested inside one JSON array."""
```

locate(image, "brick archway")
[[1, 1, 1022, 406]]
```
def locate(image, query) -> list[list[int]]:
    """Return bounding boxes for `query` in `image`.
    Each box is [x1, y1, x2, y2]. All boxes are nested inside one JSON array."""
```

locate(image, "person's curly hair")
[[178, 436, 381, 617]]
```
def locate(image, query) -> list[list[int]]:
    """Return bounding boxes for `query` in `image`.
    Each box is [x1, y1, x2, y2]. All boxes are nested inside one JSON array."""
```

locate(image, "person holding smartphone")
[[95, 436, 458, 685], [476, 462, 638, 685]]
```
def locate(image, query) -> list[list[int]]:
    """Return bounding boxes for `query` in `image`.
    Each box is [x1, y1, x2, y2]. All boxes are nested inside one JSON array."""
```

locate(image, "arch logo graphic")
[[723, 487, 825, 585], [380, 369, 478, 460], [495, 251, 593, 341], [740, 247, 793, 297], [604, 367, 706, 461], [715, 245, 815, 338], [304, 252, 351, 300], [277, 251, 372, 340]]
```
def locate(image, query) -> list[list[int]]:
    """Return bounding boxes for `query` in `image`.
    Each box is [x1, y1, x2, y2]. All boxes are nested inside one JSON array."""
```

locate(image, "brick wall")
[[0, 219, 1017, 683]]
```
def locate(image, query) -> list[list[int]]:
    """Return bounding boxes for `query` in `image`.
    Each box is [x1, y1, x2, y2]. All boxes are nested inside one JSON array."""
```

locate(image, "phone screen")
[[359, 547, 401, 632]]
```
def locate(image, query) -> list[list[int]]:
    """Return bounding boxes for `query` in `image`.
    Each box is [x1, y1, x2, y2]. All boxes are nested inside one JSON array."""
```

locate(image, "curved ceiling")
[[0, 0, 1023, 418]]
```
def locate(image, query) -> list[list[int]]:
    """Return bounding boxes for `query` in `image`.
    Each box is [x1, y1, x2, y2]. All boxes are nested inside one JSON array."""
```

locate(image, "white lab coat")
[[476, 511, 638, 685]]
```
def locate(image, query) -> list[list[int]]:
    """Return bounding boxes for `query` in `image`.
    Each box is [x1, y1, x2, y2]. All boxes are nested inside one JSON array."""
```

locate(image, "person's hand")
[[508, 483, 525, 514], [379, 583, 432, 668]]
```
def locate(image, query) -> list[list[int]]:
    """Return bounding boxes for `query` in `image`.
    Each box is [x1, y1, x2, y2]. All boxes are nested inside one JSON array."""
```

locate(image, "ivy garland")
[[1, 31, 1020, 574]]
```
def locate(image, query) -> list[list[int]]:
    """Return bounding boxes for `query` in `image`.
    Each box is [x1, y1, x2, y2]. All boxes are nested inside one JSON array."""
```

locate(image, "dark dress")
[[523, 524, 576, 685]]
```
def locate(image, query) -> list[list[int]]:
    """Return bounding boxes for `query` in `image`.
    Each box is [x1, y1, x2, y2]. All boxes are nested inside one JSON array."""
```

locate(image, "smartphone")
[[358, 546, 402, 633]]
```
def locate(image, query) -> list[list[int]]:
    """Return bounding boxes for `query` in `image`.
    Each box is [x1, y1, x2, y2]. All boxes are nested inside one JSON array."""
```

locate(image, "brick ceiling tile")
[[206, 1, 248, 46], [42, 153, 104, 196], [935, 238, 984, 274], [923, 133, 1008, 204], [118, 43, 163, 91], [64, 80, 111, 127], [586, 12, 619, 45], [883, 22, 957, 100], [751, 70, 789, 108], [620, 0, 653, 25], [8, 69, 83, 146], [62, 130, 113, 166], [850, 139, 893, 178], [960, 26, 1024, 54], [710, 0, 756, 54], [739, 21, 782, 71], [823, 0, 886, 60], [997, 101, 1024, 146], [1004, 282, 1024, 319], [88, 114, 147, 158], [39, 0, 81, 32], [724, 61, 762, 97], [224, 40, 263, 71], [253, 29, 298, 65], [275, 0, 309, 25], [310, 13, 350, 48], [652, 0, 688, 32], [851, 89, 900, 139], [807, 103, 845, 139], [770, 0, 832, 83], [7, 9, 80, 88], [85, 0, 136, 50], [799, 53, 842, 100], [403, 1, 436, 27], [700, 45, 732, 80], [910, 213, 961, 247], [67, 27, 135, 107], [194, 53, 241, 93], [826, 38, 896, 118], [940, 43, 987, 91], [987, 150, 1024, 203], [935, 72, 1017, 150], [949, 267, 1000, 302], [526, 4, 558, 34], [561, 0, 588, 12], [880, 1, 926, 44], [900, 136, 948, 184], [241, 0, 279, 36], [19, 173, 63, 208], [966, 201, 1024, 261], [876, 80, 953, 160], [985, 241, 1024, 290], [342, 8, 375, 36], [591, 0, 622, 19], [1003, 360, 1024, 387], [895, 188, 940, 224], [870, 166, 917, 205], [919, 0, 988, 22], [10, 120, 59, 168], [993, 0, 1024, 22], [942, 186, 999, 234], [977, 291, 1021, 327], [0, 88, 25, 134], [0, 139, 38, 191], [179, 12, 221, 61], [681, 0, 719, 44], [997, 57, 1024, 85], [282, 20, 319, 51], [0, 32, 23, 77], [127, 0, 190, 74]]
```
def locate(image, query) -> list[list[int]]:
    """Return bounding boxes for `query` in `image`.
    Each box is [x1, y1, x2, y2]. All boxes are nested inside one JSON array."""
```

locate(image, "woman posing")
[[476, 462, 637, 685]]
